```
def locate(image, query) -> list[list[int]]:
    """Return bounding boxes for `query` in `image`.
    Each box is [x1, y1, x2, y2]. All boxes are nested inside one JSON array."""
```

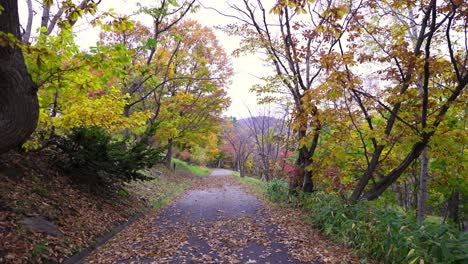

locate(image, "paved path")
[[86, 169, 323, 263], [163, 169, 300, 263]]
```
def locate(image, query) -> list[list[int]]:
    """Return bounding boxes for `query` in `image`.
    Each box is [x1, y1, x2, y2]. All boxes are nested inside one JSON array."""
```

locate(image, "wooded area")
[[0, 0, 466, 263]]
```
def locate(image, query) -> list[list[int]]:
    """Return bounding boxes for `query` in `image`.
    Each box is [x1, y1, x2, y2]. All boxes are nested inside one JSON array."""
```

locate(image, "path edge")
[[63, 208, 150, 264]]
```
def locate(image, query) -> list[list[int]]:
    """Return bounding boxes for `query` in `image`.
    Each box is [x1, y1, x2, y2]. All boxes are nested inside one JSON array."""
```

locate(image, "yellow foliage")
[[54, 87, 149, 132], [25, 87, 150, 149]]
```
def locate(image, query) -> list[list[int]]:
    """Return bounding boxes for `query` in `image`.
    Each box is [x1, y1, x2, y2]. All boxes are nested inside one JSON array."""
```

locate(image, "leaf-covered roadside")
[[0, 151, 192, 263], [239, 175, 466, 263]]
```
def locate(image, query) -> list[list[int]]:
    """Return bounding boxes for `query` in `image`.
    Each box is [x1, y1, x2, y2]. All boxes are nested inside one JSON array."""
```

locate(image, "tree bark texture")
[[22, 0, 33, 43], [164, 138, 173, 168], [0, 0, 39, 154], [447, 191, 460, 228], [417, 147, 428, 222], [295, 123, 319, 193]]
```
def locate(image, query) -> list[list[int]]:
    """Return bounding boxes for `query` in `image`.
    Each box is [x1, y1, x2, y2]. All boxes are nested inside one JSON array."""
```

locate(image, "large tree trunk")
[[302, 170, 313, 192], [0, 0, 39, 154]]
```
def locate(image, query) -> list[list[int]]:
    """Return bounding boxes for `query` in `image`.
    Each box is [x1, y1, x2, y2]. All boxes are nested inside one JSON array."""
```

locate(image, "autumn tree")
[[99, 8, 231, 167], [222, 0, 363, 192], [96, 0, 196, 121], [10, 0, 108, 151], [22, 26, 150, 151], [156, 20, 232, 167], [346, 0, 467, 202]]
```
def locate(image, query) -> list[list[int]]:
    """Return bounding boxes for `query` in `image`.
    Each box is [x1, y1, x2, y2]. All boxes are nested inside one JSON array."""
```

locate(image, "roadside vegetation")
[[238, 175, 468, 264], [171, 158, 211, 176], [233, 171, 267, 197]]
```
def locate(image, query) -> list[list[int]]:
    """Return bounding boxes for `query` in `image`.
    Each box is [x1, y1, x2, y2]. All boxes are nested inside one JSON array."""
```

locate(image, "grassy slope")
[[232, 171, 267, 196], [127, 167, 191, 209], [171, 158, 211, 176]]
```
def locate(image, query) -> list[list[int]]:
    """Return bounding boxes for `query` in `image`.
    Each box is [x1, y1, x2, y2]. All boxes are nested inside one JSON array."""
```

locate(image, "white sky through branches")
[[19, 0, 271, 118]]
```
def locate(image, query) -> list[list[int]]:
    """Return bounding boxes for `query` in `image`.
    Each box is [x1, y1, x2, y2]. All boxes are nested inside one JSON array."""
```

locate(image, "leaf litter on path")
[[86, 169, 359, 263]]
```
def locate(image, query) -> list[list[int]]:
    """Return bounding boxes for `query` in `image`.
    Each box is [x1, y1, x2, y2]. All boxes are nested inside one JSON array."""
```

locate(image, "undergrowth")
[[266, 178, 288, 202], [264, 180, 468, 264], [57, 126, 163, 188]]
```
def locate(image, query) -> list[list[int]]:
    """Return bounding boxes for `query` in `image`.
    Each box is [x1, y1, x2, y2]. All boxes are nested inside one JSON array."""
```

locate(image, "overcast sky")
[[19, 0, 274, 118]]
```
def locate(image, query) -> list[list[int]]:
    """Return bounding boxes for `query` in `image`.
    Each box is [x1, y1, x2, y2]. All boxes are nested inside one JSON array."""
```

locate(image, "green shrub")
[[57, 127, 164, 188], [266, 178, 289, 202], [296, 191, 468, 264]]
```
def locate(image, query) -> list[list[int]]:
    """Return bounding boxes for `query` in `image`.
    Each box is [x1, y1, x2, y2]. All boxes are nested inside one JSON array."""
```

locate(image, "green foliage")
[[289, 192, 468, 264], [57, 127, 164, 188], [233, 172, 267, 196], [266, 179, 289, 202], [171, 158, 210, 176], [118, 186, 129, 196], [30, 243, 49, 260]]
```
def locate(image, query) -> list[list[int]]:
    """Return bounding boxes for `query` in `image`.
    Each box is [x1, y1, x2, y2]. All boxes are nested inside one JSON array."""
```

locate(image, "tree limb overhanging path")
[[85, 170, 358, 263]]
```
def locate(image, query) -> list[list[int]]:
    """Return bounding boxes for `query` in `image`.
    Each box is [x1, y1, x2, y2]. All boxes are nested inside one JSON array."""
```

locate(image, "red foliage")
[[178, 149, 192, 162], [86, 90, 106, 98], [278, 150, 302, 189], [285, 165, 303, 189]]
